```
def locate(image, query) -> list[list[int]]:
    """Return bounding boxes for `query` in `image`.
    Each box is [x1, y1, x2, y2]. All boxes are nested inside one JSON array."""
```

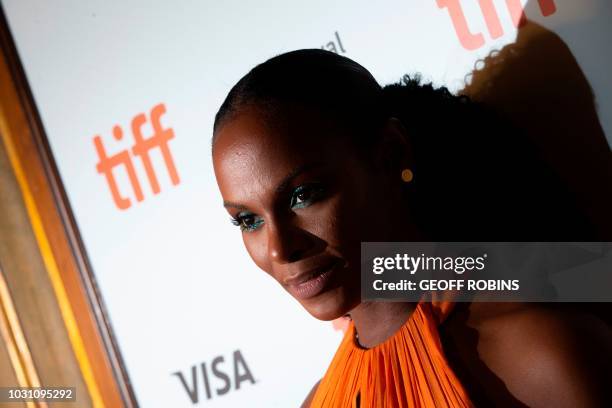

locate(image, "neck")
[[348, 301, 416, 348]]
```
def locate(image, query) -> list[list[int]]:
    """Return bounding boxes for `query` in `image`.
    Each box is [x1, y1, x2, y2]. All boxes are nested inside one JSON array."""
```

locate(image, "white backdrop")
[[3, 1, 611, 406]]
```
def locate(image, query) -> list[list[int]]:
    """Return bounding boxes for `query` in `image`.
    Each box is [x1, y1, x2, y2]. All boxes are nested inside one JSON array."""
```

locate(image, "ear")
[[373, 117, 413, 180]]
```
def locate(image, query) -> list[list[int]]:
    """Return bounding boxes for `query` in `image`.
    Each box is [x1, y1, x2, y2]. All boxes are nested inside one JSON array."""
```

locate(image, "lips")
[[284, 259, 341, 300]]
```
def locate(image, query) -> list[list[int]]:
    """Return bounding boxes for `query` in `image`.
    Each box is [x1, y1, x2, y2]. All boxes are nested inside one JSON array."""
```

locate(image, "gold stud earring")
[[401, 168, 414, 183]]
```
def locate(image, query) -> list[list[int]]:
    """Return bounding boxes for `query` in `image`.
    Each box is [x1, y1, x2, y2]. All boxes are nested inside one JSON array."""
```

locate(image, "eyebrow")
[[222, 201, 249, 210], [275, 162, 322, 194], [222, 162, 323, 210]]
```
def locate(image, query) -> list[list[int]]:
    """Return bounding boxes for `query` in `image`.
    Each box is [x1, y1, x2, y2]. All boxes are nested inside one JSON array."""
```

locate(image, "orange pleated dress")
[[310, 302, 473, 407]]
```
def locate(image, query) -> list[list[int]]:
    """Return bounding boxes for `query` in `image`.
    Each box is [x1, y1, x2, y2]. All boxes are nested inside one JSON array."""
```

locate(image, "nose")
[[266, 217, 315, 264]]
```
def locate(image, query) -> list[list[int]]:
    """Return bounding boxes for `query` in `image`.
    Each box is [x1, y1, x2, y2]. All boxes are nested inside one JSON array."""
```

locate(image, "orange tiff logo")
[[437, 0, 557, 50], [94, 103, 180, 210]]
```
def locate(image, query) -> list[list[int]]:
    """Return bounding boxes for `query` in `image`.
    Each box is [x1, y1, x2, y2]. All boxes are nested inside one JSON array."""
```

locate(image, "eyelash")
[[231, 213, 264, 232], [231, 183, 325, 232]]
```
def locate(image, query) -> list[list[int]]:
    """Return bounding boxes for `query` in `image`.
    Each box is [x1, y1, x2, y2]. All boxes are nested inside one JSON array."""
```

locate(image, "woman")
[[211, 49, 611, 407]]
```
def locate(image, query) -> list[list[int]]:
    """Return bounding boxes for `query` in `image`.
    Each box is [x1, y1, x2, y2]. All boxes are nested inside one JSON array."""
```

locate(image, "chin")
[[300, 288, 358, 321]]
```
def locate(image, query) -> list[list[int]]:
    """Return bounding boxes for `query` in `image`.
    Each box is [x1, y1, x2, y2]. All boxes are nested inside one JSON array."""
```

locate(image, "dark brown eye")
[[297, 190, 311, 201], [290, 184, 324, 209]]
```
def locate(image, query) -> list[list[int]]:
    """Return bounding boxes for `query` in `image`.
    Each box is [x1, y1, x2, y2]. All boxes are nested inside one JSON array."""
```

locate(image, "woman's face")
[[213, 105, 414, 320]]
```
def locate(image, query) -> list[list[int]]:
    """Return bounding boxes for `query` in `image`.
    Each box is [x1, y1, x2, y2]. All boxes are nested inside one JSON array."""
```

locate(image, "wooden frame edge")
[[0, 265, 45, 408], [0, 7, 137, 408]]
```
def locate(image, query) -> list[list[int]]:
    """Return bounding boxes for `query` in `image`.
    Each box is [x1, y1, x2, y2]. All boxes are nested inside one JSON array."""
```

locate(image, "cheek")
[[242, 233, 273, 276], [304, 194, 363, 257], [321, 199, 353, 245]]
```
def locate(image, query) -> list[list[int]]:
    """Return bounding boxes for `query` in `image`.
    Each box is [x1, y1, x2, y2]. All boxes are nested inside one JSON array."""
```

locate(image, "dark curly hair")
[[213, 49, 597, 241]]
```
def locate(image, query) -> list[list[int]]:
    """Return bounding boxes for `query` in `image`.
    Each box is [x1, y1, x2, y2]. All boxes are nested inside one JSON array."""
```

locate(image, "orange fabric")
[[310, 302, 473, 407]]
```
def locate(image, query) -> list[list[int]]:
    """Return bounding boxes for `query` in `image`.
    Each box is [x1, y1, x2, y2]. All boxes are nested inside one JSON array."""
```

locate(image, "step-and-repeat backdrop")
[[3, 1, 611, 406]]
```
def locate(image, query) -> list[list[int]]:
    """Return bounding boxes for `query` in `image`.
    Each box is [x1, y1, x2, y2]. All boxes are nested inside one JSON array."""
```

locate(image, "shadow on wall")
[[460, 1, 612, 323]]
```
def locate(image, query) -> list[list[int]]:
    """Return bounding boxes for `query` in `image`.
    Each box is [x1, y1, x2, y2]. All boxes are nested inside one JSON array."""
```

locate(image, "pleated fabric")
[[309, 302, 473, 408]]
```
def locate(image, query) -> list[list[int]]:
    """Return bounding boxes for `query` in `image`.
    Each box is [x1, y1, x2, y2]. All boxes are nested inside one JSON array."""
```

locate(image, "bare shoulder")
[[470, 303, 612, 407]]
